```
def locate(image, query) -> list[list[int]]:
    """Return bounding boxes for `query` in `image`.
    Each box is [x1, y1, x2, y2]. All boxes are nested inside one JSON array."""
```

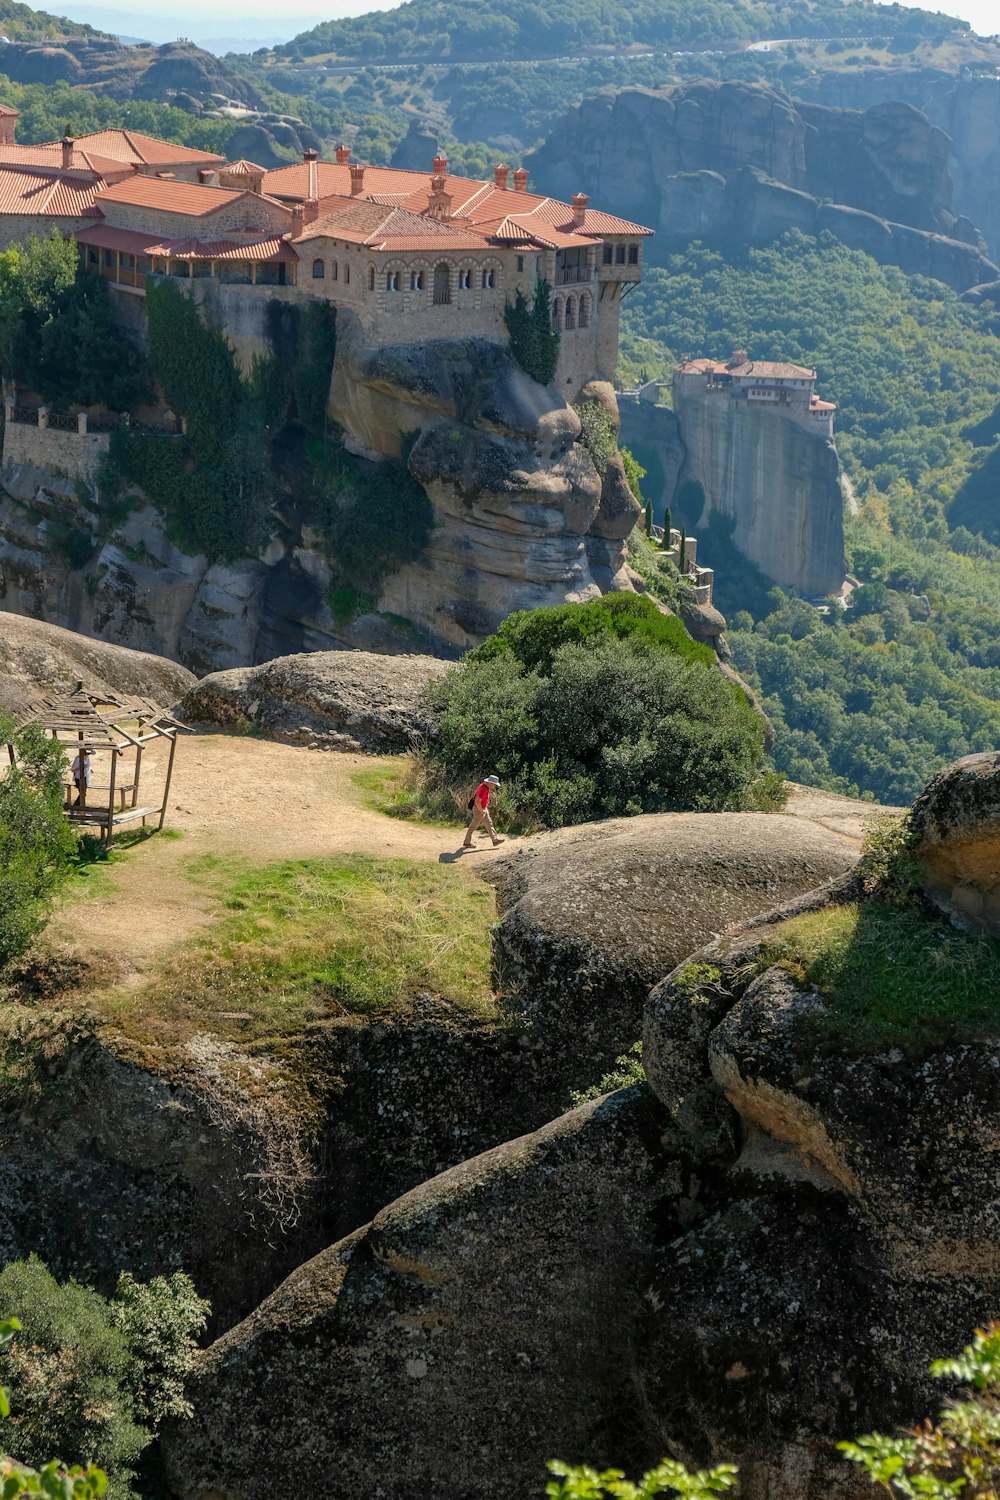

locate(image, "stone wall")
[[100, 192, 293, 239], [1, 417, 110, 484]]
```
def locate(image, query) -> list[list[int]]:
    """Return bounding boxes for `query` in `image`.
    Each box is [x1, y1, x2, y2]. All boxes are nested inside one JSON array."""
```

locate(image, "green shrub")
[[423, 599, 766, 829], [571, 1041, 645, 1105], [840, 1322, 1000, 1497], [574, 400, 617, 477], [0, 1260, 208, 1498], [0, 714, 77, 969], [503, 279, 559, 386], [546, 1456, 737, 1498], [0, 1317, 107, 1500]]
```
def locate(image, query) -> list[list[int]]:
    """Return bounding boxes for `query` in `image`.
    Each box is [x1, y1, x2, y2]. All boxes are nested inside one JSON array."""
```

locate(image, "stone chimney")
[[728, 348, 749, 368], [335, 144, 351, 164], [494, 163, 509, 189], [291, 203, 304, 235], [571, 191, 588, 226], [513, 167, 528, 193], [432, 152, 448, 176], [303, 197, 319, 225], [428, 172, 452, 220], [61, 133, 74, 170], [350, 163, 365, 196]]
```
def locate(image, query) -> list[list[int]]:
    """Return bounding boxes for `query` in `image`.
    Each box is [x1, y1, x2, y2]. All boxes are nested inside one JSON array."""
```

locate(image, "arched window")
[[482, 267, 495, 290], [551, 298, 563, 331], [411, 269, 424, 292], [578, 293, 590, 328], [565, 296, 576, 330], [387, 270, 400, 291], [312, 258, 325, 279], [433, 262, 451, 305], [459, 268, 472, 290], [368, 265, 375, 291]]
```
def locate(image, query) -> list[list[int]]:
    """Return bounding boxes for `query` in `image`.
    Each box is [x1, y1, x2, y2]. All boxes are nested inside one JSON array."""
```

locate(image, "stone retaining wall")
[[1, 418, 110, 484]]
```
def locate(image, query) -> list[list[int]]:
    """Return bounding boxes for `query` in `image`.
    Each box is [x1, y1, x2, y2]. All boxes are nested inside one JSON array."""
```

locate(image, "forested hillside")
[[276, 0, 965, 63], [619, 231, 1000, 803], [0, 0, 96, 38]]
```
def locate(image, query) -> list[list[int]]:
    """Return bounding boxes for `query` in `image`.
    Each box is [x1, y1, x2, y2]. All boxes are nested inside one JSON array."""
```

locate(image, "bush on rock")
[[422, 596, 767, 828]]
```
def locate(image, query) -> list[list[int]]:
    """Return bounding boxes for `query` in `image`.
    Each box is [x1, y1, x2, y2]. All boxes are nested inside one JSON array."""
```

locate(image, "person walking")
[[463, 774, 505, 849]]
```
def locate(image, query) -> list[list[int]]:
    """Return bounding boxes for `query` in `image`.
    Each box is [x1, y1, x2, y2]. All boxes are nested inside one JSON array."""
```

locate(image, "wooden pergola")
[[13, 682, 180, 846]]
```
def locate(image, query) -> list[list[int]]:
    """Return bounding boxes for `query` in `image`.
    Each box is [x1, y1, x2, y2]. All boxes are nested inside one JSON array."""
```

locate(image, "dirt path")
[[51, 736, 885, 981], [51, 734, 504, 977]]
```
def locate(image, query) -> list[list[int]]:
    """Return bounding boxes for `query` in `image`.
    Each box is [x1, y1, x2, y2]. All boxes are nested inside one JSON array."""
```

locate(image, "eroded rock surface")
[[177, 649, 449, 752], [163, 758, 1000, 1500], [484, 811, 857, 1072], [911, 749, 1000, 932], [0, 609, 194, 716], [528, 81, 998, 290]]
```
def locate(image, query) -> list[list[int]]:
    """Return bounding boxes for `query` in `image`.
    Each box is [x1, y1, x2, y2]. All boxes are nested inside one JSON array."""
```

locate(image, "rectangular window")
[[516, 255, 524, 272], [344, 265, 349, 283], [331, 261, 338, 281], [615, 245, 626, 265], [602, 244, 613, 265], [627, 245, 639, 265]]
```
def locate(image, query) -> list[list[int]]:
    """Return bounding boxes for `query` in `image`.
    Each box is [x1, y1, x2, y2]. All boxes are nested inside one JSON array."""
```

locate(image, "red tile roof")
[[265, 159, 652, 242], [0, 166, 105, 218], [221, 159, 266, 176], [730, 359, 816, 379], [0, 144, 133, 179], [75, 221, 294, 261], [45, 129, 225, 168], [96, 174, 285, 221], [298, 199, 488, 251]]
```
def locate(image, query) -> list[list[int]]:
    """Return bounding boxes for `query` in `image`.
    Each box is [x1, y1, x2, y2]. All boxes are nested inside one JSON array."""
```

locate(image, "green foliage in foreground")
[[0, 715, 77, 971], [0, 1319, 107, 1500], [546, 1456, 737, 1499], [424, 597, 766, 829], [841, 1323, 1000, 1498], [570, 1041, 645, 1106], [0, 1261, 208, 1498]]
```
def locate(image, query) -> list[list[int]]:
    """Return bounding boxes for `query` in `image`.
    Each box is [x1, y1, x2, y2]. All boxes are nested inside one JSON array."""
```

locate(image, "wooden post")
[[105, 746, 118, 847], [133, 743, 142, 807], [158, 730, 178, 831]]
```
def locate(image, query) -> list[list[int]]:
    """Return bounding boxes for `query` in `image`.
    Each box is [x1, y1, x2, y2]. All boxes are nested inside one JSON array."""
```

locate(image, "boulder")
[[484, 812, 858, 1069], [163, 1086, 675, 1500], [0, 611, 194, 718], [910, 749, 1000, 932], [177, 649, 450, 752]]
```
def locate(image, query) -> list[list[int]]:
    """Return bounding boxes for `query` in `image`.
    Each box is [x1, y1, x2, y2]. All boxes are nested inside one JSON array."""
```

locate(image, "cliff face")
[[0, 323, 638, 668], [528, 81, 999, 291], [796, 70, 1000, 265], [672, 386, 845, 597]]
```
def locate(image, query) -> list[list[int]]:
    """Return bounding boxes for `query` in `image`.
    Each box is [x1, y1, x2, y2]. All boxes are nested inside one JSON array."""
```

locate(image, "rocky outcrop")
[[672, 379, 845, 597], [331, 318, 635, 653], [483, 812, 858, 1074], [0, 609, 194, 718], [0, 36, 265, 107], [797, 70, 1000, 264], [178, 649, 449, 752], [911, 749, 1000, 933], [163, 756, 1000, 1500], [528, 81, 999, 291]]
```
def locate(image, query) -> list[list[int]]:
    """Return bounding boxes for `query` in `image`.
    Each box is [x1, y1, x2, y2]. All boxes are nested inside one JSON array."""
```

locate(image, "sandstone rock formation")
[[331, 317, 636, 653], [162, 756, 1000, 1500], [0, 321, 638, 670], [484, 811, 858, 1074], [0, 609, 194, 717], [911, 749, 1000, 933], [528, 81, 999, 291], [178, 649, 449, 752]]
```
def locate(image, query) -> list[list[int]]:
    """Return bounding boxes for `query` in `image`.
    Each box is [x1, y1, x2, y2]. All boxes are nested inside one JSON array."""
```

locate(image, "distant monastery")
[[0, 105, 651, 398]]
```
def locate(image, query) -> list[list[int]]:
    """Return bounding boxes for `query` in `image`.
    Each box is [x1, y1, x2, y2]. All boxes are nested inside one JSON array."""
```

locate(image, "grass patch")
[[105, 853, 498, 1044], [348, 757, 462, 828], [755, 901, 1000, 1053]]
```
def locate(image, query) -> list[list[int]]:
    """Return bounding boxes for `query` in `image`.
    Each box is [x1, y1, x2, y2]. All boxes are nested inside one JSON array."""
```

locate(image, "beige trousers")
[[464, 801, 497, 844]]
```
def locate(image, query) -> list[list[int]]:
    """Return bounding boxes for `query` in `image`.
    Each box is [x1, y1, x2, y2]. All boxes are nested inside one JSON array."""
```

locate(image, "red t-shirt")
[[474, 782, 491, 808]]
